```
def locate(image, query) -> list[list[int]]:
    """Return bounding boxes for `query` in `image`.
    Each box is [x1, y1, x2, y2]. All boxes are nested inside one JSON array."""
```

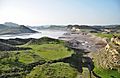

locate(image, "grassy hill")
[[0, 22, 38, 35], [1, 36, 120, 78], [0, 37, 75, 78], [26, 62, 77, 78], [92, 36, 120, 78]]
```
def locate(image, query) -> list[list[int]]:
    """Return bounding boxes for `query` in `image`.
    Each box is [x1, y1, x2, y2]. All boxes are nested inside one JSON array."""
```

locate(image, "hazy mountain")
[[29, 25, 67, 31], [4, 22, 20, 27], [67, 25, 120, 33], [0, 24, 8, 29], [0, 22, 38, 35]]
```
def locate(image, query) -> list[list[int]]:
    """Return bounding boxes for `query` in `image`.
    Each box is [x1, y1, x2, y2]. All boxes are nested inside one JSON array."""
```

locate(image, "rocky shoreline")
[[59, 31, 107, 52]]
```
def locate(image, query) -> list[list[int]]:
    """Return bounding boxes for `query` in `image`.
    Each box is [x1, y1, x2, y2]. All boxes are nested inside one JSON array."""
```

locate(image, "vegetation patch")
[[25, 44, 74, 61], [18, 51, 45, 64], [26, 62, 77, 78], [94, 67, 120, 78], [94, 33, 120, 39], [0, 37, 75, 78]]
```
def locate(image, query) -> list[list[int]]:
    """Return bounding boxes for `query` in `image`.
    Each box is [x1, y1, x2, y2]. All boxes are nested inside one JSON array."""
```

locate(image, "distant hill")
[[0, 24, 8, 30], [0, 22, 38, 35], [47, 25, 67, 30], [67, 25, 101, 30], [67, 25, 120, 33], [67, 25, 120, 30], [4, 22, 20, 27], [29, 25, 67, 31]]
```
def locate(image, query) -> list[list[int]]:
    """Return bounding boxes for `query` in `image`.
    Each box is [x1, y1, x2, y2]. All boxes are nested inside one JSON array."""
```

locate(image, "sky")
[[0, 0, 120, 26]]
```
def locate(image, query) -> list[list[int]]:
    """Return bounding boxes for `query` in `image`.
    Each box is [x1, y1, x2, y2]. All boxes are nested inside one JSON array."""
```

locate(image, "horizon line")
[[1, 22, 120, 26]]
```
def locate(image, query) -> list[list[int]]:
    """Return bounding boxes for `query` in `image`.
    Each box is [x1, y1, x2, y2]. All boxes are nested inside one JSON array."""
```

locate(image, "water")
[[0, 29, 66, 39]]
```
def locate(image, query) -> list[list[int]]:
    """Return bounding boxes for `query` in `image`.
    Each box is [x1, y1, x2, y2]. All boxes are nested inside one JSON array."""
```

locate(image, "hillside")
[[0, 37, 76, 78], [0, 35, 120, 78], [29, 25, 67, 31], [67, 25, 120, 33], [0, 22, 38, 35], [93, 36, 120, 78], [0, 40, 31, 51]]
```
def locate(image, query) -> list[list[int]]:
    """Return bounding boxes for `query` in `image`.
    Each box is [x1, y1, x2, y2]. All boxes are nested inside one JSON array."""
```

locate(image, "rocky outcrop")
[[111, 36, 120, 46], [94, 36, 120, 71]]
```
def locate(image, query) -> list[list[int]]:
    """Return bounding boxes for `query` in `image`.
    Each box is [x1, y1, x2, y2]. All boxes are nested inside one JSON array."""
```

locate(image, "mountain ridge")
[[0, 22, 38, 35]]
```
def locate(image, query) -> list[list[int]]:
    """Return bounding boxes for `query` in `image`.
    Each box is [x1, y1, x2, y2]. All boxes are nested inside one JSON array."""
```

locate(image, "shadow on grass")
[[62, 47, 101, 78]]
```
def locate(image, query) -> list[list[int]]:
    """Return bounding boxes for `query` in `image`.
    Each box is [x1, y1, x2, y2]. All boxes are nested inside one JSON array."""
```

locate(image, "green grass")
[[0, 38, 75, 78], [26, 62, 77, 78], [25, 44, 74, 61], [0, 41, 74, 72], [94, 67, 120, 78], [94, 33, 120, 39], [0, 51, 24, 74], [18, 51, 44, 64]]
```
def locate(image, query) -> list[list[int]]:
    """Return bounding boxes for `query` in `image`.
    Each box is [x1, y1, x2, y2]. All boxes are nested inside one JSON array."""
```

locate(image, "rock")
[[111, 36, 120, 46], [94, 36, 120, 71]]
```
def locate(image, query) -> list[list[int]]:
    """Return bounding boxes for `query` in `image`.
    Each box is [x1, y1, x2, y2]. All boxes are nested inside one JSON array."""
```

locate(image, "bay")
[[0, 29, 66, 39]]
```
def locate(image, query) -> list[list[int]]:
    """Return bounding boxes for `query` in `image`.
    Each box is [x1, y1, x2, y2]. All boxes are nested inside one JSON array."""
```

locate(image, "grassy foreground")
[[0, 37, 76, 78], [26, 62, 77, 78], [94, 67, 120, 78]]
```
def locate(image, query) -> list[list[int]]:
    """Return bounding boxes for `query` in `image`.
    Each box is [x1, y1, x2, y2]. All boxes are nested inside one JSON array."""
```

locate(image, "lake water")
[[0, 29, 66, 39]]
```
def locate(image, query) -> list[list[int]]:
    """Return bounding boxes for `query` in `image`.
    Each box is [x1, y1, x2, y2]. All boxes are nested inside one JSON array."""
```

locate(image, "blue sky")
[[0, 0, 120, 25]]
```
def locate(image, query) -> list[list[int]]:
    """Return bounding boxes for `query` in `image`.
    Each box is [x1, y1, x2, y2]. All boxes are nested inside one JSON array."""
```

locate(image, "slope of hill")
[[29, 25, 67, 31], [0, 24, 8, 30], [0, 22, 38, 35], [93, 36, 120, 78], [0, 41, 31, 51], [4, 22, 20, 27], [28, 37, 63, 45], [0, 37, 75, 78], [0, 38, 32, 45], [67, 25, 120, 33], [0, 41, 16, 51]]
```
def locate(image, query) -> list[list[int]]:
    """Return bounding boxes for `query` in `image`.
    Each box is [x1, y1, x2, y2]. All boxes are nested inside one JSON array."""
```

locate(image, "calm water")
[[0, 29, 66, 39]]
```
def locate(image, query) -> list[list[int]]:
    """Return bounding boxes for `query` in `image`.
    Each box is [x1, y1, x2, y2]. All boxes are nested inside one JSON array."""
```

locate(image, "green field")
[[24, 44, 74, 61], [94, 33, 120, 38], [26, 62, 77, 78], [0, 38, 75, 78], [94, 67, 120, 78]]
